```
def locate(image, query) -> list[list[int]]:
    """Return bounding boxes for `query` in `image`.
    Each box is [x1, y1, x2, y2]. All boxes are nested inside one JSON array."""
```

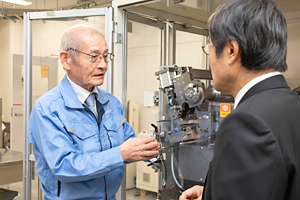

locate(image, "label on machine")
[[220, 103, 231, 117]]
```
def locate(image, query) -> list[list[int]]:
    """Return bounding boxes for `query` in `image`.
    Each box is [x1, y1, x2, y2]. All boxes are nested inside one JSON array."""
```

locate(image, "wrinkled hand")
[[120, 137, 160, 162], [179, 185, 204, 200]]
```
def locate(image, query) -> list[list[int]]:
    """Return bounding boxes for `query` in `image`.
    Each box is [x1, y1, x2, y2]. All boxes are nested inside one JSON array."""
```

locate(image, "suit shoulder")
[[238, 87, 300, 111]]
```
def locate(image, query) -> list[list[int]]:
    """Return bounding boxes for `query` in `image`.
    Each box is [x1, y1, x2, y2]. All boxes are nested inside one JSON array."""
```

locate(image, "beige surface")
[[0, 149, 23, 185]]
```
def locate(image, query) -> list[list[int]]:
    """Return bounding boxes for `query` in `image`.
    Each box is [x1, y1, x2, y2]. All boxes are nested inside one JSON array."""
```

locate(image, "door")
[[11, 54, 58, 152]]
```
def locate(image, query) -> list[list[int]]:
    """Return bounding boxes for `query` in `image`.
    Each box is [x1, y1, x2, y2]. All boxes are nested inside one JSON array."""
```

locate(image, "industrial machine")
[[150, 65, 233, 200]]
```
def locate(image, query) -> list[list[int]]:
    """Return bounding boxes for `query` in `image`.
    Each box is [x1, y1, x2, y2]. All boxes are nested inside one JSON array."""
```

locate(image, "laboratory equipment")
[[151, 65, 233, 199]]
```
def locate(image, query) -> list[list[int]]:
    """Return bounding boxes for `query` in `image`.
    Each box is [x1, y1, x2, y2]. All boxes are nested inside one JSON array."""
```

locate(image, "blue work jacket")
[[28, 76, 135, 200]]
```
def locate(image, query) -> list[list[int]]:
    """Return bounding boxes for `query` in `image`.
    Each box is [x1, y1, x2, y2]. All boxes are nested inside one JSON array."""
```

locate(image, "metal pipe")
[[23, 12, 33, 200], [158, 21, 169, 200], [38, 178, 43, 200], [105, 7, 113, 94], [160, 22, 167, 66], [121, 9, 128, 200], [168, 22, 176, 65]]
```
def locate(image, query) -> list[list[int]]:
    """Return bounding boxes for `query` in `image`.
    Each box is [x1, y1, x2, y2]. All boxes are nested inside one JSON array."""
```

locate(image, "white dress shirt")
[[66, 75, 99, 114], [234, 71, 281, 109]]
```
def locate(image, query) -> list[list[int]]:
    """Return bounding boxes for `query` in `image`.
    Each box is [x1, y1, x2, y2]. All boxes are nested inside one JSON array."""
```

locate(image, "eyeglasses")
[[67, 48, 115, 63], [202, 43, 213, 55]]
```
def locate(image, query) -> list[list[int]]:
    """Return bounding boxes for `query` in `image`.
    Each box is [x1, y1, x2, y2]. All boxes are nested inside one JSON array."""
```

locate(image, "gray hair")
[[208, 0, 287, 72], [60, 22, 104, 64]]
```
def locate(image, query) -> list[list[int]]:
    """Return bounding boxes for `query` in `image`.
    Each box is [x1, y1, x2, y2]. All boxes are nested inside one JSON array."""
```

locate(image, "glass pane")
[[176, 30, 207, 69], [127, 21, 160, 199]]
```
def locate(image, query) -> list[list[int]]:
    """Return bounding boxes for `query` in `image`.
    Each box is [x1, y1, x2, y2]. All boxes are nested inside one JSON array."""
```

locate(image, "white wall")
[[285, 19, 300, 89], [127, 22, 160, 133]]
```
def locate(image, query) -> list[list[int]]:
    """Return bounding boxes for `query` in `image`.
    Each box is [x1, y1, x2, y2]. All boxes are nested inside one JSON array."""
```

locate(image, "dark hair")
[[208, 0, 287, 72]]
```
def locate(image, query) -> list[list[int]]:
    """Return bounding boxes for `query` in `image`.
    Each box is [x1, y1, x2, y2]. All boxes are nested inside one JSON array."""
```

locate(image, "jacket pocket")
[[103, 114, 126, 131], [65, 122, 99, 152], [102, 114, 126, 147], [65, 123, 96, 140]]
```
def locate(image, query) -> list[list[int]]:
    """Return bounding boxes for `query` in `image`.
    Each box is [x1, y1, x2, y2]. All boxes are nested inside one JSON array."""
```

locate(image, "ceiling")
[[0, 0, 300, 12], [0, 0, 300, 20], [0, 0, 112, 12]]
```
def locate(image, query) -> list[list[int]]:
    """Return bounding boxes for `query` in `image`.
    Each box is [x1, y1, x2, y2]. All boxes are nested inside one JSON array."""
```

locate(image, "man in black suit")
[[180, 0, 300, 199]]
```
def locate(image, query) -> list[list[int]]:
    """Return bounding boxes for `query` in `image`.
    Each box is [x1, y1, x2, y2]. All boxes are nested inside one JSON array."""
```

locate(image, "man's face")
[[209, 43, 231, 93], [68, 30, 108, 91]]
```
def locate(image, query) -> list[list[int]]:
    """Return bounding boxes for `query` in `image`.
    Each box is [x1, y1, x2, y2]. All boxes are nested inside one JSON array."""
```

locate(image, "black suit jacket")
[[203, 75, 300, 200]]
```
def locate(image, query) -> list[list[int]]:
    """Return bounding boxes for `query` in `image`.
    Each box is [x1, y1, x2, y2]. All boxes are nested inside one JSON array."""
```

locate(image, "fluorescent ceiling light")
[[1, 0, 32, 6]]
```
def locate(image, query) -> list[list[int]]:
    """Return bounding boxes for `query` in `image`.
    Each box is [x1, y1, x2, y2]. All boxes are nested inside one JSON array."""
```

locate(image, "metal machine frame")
[[23, 7, 114, 200], [153, 65, 233, 199]]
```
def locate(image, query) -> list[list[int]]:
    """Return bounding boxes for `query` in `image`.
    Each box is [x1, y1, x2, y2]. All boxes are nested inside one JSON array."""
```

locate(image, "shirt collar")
[[67, 75, 99, 104], [234, 71, 281, 109]]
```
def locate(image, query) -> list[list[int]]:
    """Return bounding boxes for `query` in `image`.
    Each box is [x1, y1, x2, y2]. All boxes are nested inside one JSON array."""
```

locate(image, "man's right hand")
[[179, 185, 204, 200], [120, 137, 160, 162]]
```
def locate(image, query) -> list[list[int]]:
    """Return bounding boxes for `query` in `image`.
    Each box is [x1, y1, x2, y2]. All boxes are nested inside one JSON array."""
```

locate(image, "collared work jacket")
[[28, 76, 135, 200]]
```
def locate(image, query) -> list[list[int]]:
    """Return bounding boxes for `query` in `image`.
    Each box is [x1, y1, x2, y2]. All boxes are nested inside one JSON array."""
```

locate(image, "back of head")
[[208, 0, 287, 72]]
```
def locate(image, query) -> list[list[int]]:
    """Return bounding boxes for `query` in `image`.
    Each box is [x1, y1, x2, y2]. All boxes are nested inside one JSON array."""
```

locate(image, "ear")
[[226, 40, 240, 65], [59, 51, 72, 71]]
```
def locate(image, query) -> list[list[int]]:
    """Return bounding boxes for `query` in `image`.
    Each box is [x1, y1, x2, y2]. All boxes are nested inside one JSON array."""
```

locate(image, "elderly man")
[[28, 24, 159, 200], [180, 0, 300, 200]]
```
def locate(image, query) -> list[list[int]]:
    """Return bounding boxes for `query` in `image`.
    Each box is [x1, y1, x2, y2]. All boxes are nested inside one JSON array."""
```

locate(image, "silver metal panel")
[[0, 148, 23, 168], [120, 9, 128, 200], [23, 12, 33, 200], [127, 6, 208, 29], [168, 22, 176, 65], [29, 8, 106, 19], [127, 12, 159, 27], [105, 7, 114, 93], [160, 22, 167, 66], [175, 24, 208, 36], [122, 9, 128, 115]]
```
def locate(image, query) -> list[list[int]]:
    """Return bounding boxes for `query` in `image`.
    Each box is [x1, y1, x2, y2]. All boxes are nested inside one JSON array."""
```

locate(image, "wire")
[[171, 149, 185, 191]]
